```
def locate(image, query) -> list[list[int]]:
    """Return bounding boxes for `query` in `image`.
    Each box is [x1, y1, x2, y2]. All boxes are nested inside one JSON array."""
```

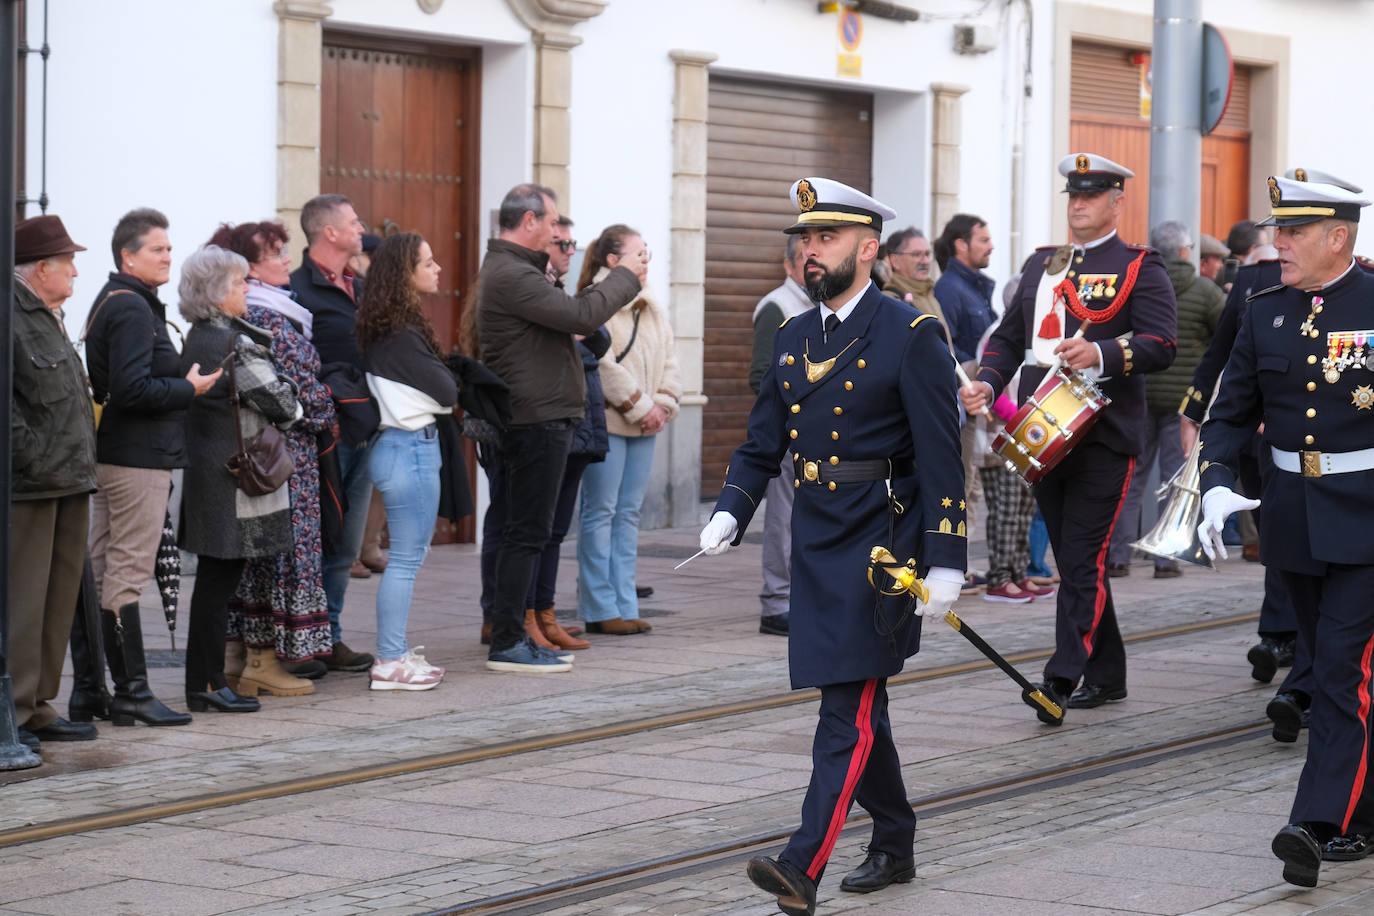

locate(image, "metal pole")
[[1149, 0, 1202, 263], [0, 0, 41, 770]]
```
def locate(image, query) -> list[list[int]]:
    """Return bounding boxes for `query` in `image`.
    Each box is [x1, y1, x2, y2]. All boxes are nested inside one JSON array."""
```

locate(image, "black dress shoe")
[[760, 613, 790, 636], [1107, 562, 1129, 577], [746, 856, 816, 916], [1247, 637, 1285, 684], [1323, 832, 1374, 862], [186, 686, 261, 713], [1275, 636, 1297, 668], [16, 728, 39, 750], [285, 659, 328, 680], [840, 849, 916, 893], [1267, 691, 1310, 743], [636, 584, 654, 599], [31, 717, 98, 741], [1067, 683, 1127, 709], [1272, 823, 1322, 887]]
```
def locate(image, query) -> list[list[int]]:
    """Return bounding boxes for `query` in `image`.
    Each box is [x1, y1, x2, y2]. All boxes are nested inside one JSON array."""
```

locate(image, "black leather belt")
[[793, 455, 915, 486]]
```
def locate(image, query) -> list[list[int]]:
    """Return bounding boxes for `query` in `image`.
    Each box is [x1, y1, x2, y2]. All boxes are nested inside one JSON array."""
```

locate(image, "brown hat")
[[15, 214, 86, 265], [1198, 233, 1229, 260]]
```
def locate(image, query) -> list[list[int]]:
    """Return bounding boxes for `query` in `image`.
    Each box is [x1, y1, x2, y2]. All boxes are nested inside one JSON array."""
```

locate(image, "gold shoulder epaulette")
[[778, 315, 795, 328], [1245, 284, 1285, 303], [910, 313, 935, 330]]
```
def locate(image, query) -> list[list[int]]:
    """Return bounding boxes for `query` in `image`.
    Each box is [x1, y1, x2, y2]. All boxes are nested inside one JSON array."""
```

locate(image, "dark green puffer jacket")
[[1145, 256, 1224, 414]]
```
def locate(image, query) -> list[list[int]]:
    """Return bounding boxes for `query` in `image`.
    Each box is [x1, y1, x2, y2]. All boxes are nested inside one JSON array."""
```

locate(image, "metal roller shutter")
[[701, 77, 873, 496]]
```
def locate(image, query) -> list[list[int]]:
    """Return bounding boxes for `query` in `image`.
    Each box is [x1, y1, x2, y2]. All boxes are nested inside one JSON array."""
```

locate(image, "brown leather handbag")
[[223, 341, 293, 496]]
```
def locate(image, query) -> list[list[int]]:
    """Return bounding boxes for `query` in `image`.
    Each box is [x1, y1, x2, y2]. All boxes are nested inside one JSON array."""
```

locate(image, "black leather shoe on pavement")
[[636, 584, 654, 599], [1272, 823, 1322, 887], [1267, 691, 1310, 743], [1247, 637, 1284, 684], [840, 849, 916, 893], [760, 613, 790, 636], [186, 686, 261, 713], [1067, 683, 1127, 709], [746, 856, 816, 916], [16, 728, 39, 750], [31, 717, 98, 741], [1323, 832, 1374, 862]]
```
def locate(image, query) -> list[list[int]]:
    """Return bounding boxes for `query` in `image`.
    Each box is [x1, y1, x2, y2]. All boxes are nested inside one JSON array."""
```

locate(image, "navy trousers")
[[1035, 443, 1135, 689], [781, 678, 915, 883], [1280, 565, 1374, 834]]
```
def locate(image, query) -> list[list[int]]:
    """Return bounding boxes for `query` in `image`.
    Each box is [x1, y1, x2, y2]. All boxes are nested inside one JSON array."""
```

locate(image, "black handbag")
[[224, 341, 293, 496]]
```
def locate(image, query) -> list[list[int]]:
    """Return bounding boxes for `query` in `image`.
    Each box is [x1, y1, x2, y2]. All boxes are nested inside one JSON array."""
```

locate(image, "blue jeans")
[[368, 425, 441, 661], [578, 434, 656, 622], [322, 437, 374, 644], [1027, 508, 1052, 578]]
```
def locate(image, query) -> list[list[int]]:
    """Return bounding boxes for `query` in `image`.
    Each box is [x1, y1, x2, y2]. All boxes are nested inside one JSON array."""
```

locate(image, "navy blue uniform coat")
[[713, 284, 967, 689]]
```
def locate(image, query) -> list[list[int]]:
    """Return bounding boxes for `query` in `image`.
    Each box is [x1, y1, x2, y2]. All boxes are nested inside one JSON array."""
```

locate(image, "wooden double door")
[[320, 32, 481, 542]]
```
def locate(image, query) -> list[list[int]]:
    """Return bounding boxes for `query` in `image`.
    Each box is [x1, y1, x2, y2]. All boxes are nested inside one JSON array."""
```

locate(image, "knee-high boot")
[[69, 559, 113, 721], [104, 603, 192, 726]]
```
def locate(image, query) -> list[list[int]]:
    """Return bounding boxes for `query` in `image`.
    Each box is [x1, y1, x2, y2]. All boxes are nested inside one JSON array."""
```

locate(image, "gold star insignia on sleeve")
[[959, 499, 966, 511], [940, 497, 952, 508]]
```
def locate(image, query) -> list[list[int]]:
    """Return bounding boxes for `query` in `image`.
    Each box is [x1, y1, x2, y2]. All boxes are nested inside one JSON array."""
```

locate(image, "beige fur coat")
[[593, 268, 683, 438]]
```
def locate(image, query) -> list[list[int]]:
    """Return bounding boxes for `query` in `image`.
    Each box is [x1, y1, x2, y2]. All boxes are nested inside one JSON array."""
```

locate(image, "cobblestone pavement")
[[2, 522, 1369, 915]]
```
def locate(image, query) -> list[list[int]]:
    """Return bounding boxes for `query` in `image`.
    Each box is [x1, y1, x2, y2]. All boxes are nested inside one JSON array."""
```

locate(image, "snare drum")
[[990, 369, 1110, 483]]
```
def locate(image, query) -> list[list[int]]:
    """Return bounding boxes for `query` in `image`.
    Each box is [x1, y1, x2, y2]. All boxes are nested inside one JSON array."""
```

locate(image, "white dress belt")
[[1271, 444, 1374, 477]]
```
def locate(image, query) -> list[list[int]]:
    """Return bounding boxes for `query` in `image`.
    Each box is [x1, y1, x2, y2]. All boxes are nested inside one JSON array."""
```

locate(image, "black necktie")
[[825, 314, 841, 337]]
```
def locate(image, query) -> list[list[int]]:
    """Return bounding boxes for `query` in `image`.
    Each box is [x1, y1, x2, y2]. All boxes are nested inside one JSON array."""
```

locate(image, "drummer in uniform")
[[698, 177, 966, 915], [960, 153, 1177, 715], [1197, 175, 1374, 886]]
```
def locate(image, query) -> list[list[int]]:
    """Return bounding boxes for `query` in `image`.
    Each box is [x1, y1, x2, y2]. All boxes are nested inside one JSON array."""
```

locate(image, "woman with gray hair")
[[83, 207, 221, 727], [177, 245, 301, 713]]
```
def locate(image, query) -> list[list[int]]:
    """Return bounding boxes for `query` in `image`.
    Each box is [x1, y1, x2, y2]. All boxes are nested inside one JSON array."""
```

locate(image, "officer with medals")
[[698, 177, 966, 915], [961, 153, 1177, 715], [1182, 169, 1366, 744], [1197, 175, 1374, 886]]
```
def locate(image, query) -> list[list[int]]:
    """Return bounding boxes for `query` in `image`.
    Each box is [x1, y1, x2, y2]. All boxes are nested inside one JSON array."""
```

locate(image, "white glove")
[[917, 566, 965, 618], [699, 511, 739, 555], [1197, 486, 1261, 561]]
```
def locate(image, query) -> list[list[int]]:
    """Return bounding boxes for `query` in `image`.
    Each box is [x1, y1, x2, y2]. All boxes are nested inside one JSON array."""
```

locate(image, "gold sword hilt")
[[867, 546, 930, 605]]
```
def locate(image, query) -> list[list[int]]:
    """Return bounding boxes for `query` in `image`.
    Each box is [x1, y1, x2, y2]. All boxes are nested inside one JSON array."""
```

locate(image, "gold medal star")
[[940, 497, 953, 508], [1353, 385, 1374, 410]]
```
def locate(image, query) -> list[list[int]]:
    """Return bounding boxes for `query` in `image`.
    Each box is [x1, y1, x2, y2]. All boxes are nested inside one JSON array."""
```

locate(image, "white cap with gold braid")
[[784, 177, 896, 235], [1259, 175, 1371, 227]]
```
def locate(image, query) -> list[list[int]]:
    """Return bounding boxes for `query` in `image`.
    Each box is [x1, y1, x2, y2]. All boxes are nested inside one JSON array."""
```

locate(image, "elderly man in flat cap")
[[9, 215, 98, 752], [700, 176, 966, 915], [1198, 174, 1374, 887], [961, 153, 1177, 716]]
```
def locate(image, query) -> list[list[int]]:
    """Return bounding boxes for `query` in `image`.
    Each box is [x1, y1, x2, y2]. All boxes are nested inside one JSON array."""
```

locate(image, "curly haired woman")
[[356, 233, 457, 690]]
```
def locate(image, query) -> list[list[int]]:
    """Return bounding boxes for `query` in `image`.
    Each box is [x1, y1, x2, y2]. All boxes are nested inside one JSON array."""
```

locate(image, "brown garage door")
[[701, 77, 873, 496]]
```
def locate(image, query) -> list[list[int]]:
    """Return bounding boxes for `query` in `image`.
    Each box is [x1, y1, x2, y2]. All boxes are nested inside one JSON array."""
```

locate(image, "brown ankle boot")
[[237, 647, 315, 697], [523, 609, 559, 650], [537, 608, 590, 650]]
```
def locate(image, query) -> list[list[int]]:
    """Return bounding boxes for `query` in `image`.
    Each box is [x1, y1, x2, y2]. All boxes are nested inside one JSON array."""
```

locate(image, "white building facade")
[[25, 0, 1374, 534]]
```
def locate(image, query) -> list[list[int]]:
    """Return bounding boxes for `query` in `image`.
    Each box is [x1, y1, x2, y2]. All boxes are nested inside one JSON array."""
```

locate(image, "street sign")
[[1201, 22, 1233, 135]]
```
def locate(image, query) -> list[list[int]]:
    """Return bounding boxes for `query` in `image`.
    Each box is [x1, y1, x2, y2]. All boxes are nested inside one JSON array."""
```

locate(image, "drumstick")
[[953, 362, 992, 417]]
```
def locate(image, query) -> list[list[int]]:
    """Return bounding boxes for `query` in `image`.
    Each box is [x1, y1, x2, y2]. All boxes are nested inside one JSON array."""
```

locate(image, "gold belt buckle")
[[802, 460, 820, 483], [1301, 450, 1323, 478]]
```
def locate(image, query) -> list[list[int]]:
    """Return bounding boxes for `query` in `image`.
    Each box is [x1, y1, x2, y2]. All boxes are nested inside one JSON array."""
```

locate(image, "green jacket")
[[1145, 256, 1224, 414], [11, 278, 96, 500]]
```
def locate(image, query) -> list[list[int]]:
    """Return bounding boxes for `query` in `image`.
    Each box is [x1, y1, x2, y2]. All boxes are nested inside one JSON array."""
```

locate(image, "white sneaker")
[[370, 655, 443, 691], [404, 647, 445, 678]]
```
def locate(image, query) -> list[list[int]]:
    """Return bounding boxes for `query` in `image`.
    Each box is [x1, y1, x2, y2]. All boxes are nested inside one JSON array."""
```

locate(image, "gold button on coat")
[[784, 381, 791, 390], [844, 381, 853, 390], [833, 406, 843, 415], [1306, 408, 1316, 418], [1307, 382, 1316, 391], [1305, 435, 1315, 445], [790, 404, 800, 414], [790, 430, 798, 439], [857, 359, 866, 369], [829, 456, 839, 465], [1308, 355, 1318, 365], [828, 482, 836, 491], [786, 355, 795, 365], [831, 431, 839, 440]]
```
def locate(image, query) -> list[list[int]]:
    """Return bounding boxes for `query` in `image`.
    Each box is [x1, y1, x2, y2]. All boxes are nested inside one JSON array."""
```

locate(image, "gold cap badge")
[[796, 179, 817, 212], [1269, 177, 1281, 207], [1294, 168, 1309, 182], [1075, 154, 1089, 173]]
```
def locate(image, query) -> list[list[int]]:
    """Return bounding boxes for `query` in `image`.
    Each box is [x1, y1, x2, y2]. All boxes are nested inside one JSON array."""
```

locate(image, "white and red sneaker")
[[369, 654, 443, 691], [983, 582, 1035, 604]]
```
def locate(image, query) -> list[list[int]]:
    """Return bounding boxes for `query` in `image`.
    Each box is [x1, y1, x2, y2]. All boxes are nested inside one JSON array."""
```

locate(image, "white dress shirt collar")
[[821, 280, 871, 332]]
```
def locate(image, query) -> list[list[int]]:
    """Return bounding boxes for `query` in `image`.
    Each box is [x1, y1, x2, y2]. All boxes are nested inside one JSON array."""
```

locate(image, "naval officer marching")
[[1198, 175, 1374, 886], [698, 177, 966, 915], [961, 154, 1177, 714]]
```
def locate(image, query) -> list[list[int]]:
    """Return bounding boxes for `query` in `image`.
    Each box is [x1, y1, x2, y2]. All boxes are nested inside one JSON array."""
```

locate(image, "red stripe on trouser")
[[1083, 456, 1136, 656], [1342, 631, 1374, 830], [807, 679, 878, 879]]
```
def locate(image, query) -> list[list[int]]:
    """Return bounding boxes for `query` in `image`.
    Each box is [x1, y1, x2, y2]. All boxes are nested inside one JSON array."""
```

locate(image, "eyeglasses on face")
[[555, 239, 577, 253]]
